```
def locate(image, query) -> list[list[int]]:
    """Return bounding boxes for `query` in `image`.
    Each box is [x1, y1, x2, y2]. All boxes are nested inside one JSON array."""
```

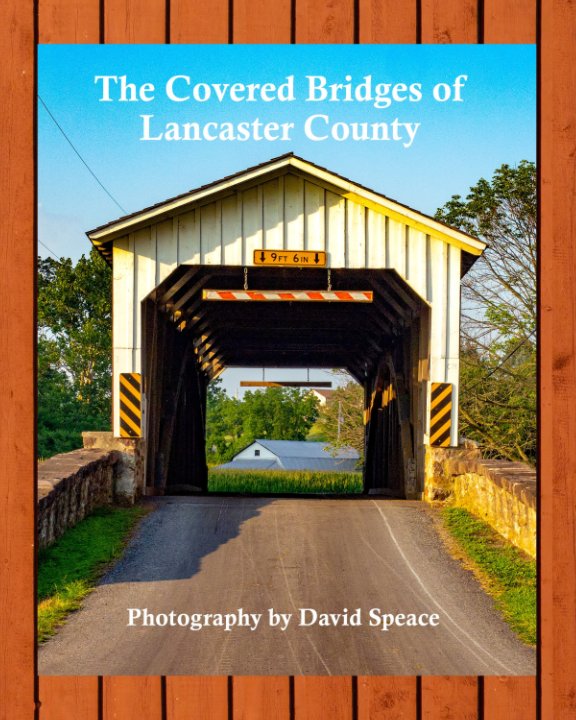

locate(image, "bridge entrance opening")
[[141, 265, 429, 496]]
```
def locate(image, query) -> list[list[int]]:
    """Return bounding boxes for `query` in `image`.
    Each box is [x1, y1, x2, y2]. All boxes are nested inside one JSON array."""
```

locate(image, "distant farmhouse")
[[309, 389, 335, 407], [216, 440, 360, 472]]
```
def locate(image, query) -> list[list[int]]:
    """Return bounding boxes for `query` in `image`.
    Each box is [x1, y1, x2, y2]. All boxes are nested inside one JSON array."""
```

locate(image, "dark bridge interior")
[[143, 265, 429, 496]]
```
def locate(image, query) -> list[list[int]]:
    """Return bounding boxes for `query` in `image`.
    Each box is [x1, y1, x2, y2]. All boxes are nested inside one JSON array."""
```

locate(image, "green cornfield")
[[208, 469, 363, 494]]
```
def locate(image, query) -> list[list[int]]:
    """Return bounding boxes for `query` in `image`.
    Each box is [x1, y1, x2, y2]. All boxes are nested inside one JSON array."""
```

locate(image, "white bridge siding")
[[111, 169, 467, 445]]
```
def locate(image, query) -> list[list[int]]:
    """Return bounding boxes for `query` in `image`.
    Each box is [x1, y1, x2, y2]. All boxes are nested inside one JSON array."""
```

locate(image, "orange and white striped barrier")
[[202, 289, 373, 302]]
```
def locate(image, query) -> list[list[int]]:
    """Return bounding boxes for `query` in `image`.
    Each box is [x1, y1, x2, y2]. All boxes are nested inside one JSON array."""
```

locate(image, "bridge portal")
[[88, 153, 485, 497]]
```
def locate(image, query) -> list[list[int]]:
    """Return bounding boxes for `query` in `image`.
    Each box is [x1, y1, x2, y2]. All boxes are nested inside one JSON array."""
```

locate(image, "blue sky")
[[38, 44, 535, 395]]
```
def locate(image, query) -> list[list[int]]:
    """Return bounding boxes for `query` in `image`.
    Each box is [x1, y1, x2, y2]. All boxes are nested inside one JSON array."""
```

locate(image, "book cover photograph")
[[36, 43, 536, 677]]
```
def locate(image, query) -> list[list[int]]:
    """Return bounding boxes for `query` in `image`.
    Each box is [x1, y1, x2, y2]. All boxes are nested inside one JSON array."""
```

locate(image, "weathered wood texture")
[[0, 1, 36, 719], [0, 0, 564, 717], [541, 1, 576, 718], [38, 678, 99, 720]]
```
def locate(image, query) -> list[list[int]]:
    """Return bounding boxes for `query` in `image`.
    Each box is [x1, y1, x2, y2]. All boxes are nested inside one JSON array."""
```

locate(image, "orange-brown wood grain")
[[170, 0, 229, 43], [0, 2, 36, 719], [483, 677, 536, 720], [294, 676, 353, 720], [359, 0, 417, 43], [357, 677, 417, 719], [295, 0, 355, 43], [233, 676, 291, 719], [483, 0, 536, 43], [234, 0, 292, 42], [39, 0, 100, 42], [0, 1, 564, 718], [421, 0, 478, 43], [38, 677, 99, 720], [540, 1, 576, 718], [102, 677, 162, 719], [421, 677, 478, 720], [104, 0, 166, 42], [166, 676, 228, 719]]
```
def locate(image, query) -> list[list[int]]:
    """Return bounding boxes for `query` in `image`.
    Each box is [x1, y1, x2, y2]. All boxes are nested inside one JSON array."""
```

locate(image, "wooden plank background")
[[1, 0, 573, 717]]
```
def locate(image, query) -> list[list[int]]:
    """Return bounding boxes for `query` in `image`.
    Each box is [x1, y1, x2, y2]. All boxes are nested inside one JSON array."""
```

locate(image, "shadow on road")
[[100, 496, 275, 585]]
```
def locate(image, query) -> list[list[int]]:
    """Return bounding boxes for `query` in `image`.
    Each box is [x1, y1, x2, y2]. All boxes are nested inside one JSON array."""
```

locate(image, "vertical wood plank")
[[234, 0, 292, 42], [200, 202, 222, 265], [284, 174, 305, 251], [294, 677, 353, 720], [178, 210, 201, 265], [483, 0, 536, 43], [304, 181, 325, 252], [540, 1, 576, 718], [421, 0, 478, 43], [421, 677, 478, 720], [233, 676, 290, 720], [346, 200, 366, 268], [103, 677, 162, 719], [222, 194, 243, 264], [170, 0, 228, 43], [367, 210, 387, 268], [325, 191, 346, 267], [387, 219, 406, 282], [105, 0, 165, 42], [166, 677, 228, 720], [357, 677, 417, 719], [243, 186, 265, 262], [156, 219, 178, 285], [295, 0, 355, 42], [263, 178, 283, 249], [483, 677, 536, 720], [39, 677, 99, 720], [0, 2, 35, 718], [39, 0, 100, 42], [359, 0, 417, 42]]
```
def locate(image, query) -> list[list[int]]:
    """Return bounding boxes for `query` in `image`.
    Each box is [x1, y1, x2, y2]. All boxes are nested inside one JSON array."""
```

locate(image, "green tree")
[[38, 249, 112, 456], [205, 379, 244, 463], [205, 385, 320, 464], [435, 161, 536, 462], [315, 381, 365, 459]]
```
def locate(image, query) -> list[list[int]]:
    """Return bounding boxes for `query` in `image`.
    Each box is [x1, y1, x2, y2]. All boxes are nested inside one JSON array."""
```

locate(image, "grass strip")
[[442, 506, 536, 645], [209, 469, 363, 494], [38, 505, 149, 642]]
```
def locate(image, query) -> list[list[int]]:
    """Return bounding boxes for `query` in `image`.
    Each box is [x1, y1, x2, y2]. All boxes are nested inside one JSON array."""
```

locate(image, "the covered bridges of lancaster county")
[[88, 153, 485, 498]]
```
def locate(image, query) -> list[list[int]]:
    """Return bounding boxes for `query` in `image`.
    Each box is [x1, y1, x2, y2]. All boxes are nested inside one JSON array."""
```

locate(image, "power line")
[[38, 95, 128, 215], [38, 239, 62, 262]]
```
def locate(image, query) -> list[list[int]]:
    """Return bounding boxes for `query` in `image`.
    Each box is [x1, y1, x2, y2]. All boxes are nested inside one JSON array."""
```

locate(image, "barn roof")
[[254, 439, 359, 459], [87, 152, 486, 267], [214, 439, 360, 472]]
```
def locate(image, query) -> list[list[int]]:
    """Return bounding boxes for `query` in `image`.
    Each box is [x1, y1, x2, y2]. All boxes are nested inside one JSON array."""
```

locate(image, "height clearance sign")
[[254, 249, 327, 266]]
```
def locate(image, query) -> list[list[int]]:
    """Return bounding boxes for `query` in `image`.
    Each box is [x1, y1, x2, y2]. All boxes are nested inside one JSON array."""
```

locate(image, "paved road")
[[39, 497, 535, 676]]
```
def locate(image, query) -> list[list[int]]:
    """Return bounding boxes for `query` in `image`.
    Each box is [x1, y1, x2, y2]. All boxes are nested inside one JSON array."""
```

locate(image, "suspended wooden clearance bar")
[[240, 381, 333, 388], [202, 289, 373, 302]]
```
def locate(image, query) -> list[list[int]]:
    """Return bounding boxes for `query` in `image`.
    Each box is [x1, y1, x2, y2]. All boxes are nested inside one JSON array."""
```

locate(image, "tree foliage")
[[435, 161, 536, 462], [314, 381, 365, 459], [38, 249, 112, 457], [206, 382, 320, 464]]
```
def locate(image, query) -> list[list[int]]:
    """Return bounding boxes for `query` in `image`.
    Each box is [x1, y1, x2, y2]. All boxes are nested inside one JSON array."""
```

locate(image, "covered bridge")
[[88, 153, 485, 497]]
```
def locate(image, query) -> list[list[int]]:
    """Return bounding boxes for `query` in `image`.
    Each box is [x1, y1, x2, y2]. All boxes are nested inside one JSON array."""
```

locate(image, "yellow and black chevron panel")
[[119, 373, 142, 438], [430, 382, 453, 447]]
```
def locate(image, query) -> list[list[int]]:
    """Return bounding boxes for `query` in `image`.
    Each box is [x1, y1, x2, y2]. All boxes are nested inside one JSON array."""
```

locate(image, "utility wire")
[[38, 94, 127, 214], [38, 239, 61, 262], [463, 328, 536, 393]]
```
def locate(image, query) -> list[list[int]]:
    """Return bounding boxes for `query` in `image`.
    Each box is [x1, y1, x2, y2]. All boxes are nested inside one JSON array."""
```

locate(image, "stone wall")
[[82, 431, 145, 501], [424, 444, 536, 558], [38, 449, 120, 549]]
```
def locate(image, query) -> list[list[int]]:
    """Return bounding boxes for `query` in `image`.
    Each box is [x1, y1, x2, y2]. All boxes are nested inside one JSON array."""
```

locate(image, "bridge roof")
[[87, 153, 486, 267]]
